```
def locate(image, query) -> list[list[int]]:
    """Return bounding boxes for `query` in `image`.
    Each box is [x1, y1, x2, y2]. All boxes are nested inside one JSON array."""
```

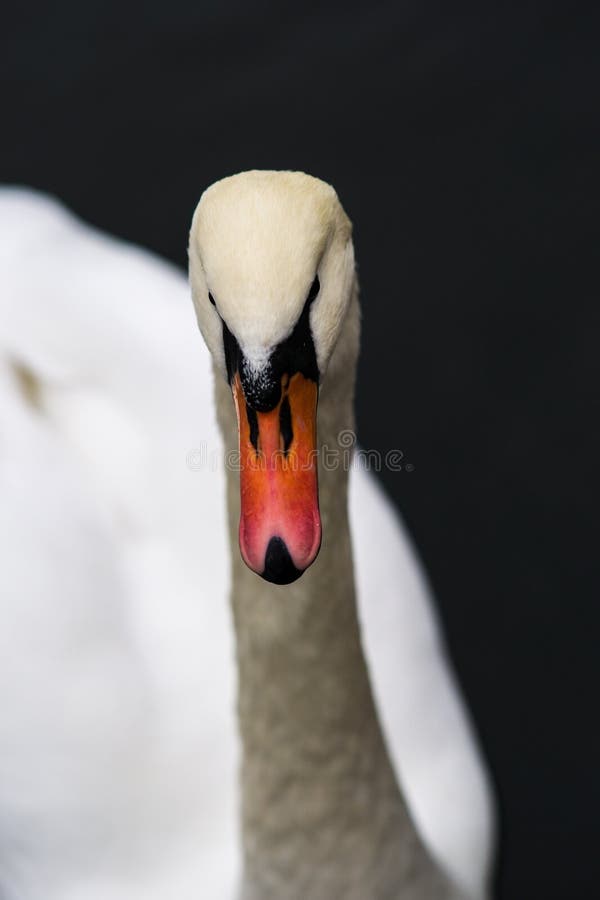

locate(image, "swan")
[[188, 170, 494, 898], [0, 178, 495, 898]]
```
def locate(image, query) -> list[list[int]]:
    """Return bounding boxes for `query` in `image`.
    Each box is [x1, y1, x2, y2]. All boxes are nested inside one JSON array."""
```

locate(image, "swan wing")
[[0, 189, 239, 899], [351, 466, 496, 899]]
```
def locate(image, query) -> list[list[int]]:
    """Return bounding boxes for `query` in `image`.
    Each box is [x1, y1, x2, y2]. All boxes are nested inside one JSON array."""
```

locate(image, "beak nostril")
[[279, 395, 293, 455], [246, 403, 259, 453]]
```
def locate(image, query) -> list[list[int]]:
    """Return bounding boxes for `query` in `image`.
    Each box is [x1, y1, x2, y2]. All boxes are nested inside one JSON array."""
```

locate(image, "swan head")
[[189, 170, 355, 585]]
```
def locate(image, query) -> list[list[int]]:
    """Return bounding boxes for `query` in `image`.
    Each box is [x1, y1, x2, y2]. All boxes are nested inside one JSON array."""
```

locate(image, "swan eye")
[[208, 292, 216, 306], [307, 275, 320, 304]]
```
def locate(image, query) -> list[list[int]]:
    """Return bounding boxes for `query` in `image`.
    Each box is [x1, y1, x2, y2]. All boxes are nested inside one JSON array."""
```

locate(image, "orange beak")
[[231, 371, 321, 583]]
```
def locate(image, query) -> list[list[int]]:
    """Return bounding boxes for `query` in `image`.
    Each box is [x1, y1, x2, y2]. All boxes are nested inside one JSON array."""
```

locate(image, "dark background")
[[2, 1, 598, 897]]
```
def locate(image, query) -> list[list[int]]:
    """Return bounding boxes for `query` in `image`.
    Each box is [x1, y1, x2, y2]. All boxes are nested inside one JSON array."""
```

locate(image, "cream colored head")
[[188, 170, 355, 379], [188, 171, 356, 584]]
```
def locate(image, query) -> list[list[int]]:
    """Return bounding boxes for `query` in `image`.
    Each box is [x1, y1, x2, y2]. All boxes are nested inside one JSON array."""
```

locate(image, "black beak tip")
[[261, 536, 303, 585]]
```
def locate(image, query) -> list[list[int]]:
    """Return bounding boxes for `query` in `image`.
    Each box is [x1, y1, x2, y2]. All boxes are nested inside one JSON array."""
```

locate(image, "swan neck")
[[214, 286, 457, 898]]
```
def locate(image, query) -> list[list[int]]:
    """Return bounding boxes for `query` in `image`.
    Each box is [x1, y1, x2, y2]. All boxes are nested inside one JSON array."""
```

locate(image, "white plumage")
[[0, 188, 495, 899]]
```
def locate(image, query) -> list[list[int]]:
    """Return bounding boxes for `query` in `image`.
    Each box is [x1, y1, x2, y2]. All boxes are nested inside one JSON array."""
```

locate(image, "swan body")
[[0, 185, 495, 899]]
